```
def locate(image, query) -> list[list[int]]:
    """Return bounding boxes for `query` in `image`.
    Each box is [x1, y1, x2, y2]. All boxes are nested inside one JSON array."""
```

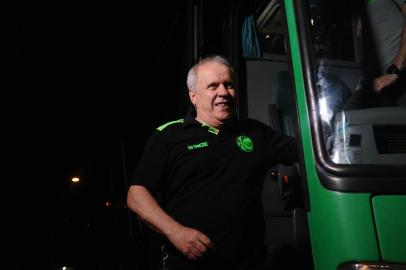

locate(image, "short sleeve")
[[264, 126, 299, 165], [130, 130, 169, 194]]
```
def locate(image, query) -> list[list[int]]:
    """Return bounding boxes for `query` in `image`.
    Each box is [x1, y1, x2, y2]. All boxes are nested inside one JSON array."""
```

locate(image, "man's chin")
[[217, 112, 234, 121]]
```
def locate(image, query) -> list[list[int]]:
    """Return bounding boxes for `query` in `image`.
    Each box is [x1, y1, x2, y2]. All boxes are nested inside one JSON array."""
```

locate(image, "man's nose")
[[217, 84, 229, 95]]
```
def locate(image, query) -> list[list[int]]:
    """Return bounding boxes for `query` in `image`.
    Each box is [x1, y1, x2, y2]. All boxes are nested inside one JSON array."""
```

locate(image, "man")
[[127, 56, 298, 269], [344, 0, 406, 110]]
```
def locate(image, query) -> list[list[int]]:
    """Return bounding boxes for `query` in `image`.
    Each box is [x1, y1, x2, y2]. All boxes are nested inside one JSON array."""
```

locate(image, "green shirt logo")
[[236, 136, 253, 152]]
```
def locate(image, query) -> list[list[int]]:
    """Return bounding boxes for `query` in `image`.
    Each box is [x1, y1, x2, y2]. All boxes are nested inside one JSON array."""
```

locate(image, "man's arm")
[[127, 185, 213, 260], [373, 3, 406, 92], [393, 3, 406, 68]]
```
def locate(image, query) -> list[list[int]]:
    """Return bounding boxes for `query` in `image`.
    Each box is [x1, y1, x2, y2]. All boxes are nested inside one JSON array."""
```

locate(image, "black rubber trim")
[[282, 0, 311, 210]]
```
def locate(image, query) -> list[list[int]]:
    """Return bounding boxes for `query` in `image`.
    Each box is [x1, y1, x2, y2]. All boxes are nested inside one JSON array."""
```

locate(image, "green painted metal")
[[306, 191, 380, 270], [284, 1, 380, 269], [373, 195, 406, 262]]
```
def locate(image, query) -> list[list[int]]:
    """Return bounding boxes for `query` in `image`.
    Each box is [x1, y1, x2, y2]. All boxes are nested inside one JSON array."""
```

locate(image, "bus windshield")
[[306, 0, 406, 165]]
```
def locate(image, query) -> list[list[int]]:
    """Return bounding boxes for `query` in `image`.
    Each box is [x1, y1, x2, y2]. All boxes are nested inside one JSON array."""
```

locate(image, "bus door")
[[286, 0, 406, 269]]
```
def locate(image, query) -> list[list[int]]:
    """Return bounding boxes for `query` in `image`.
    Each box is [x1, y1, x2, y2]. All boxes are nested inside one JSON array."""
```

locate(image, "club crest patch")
[[236, 135, 253, 152]]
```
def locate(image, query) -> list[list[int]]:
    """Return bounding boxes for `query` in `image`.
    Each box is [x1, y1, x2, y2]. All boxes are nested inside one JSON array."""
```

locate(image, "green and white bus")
[[187, 0, 406, 269]]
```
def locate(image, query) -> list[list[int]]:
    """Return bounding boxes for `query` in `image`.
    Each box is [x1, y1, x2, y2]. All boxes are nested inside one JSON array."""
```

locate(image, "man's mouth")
[[215, 102, 232, 108]]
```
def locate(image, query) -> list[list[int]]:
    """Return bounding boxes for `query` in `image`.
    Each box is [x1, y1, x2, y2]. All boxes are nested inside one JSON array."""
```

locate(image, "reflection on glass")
[[316, 66, 352, 156], [331, 108, 406, 165], [330, 111, 351, 164]]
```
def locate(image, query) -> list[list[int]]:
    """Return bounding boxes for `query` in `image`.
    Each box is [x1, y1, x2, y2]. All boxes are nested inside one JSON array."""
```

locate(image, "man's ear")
[[189, 90, 196, 106]]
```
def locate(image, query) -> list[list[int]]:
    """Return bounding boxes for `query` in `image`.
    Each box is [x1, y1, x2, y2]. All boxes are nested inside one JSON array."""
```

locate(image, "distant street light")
[[105, 201, 112, 208], [57, 266, 74, 270], [71, 177, 80, 183]]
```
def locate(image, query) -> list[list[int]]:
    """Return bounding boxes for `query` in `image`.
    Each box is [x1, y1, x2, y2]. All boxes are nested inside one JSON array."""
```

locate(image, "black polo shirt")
[[132, 111, 298, 267]]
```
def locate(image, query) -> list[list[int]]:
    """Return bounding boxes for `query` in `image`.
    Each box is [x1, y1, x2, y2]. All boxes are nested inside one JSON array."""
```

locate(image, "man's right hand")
[[127, 186, 214, 261], [166, 225, 214, 260]]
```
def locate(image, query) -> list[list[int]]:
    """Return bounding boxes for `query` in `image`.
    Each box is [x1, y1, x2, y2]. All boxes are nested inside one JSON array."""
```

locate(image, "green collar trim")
[[201, 122, 219, 135], [157, 119, 184, 131]]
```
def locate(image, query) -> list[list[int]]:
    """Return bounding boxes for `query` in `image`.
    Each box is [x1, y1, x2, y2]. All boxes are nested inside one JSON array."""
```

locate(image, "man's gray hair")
[[186, 55, 234, 91]]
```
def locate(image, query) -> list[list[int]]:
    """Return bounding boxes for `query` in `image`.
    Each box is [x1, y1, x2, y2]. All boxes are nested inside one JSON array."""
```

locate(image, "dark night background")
[[4, 1, 192, 269]]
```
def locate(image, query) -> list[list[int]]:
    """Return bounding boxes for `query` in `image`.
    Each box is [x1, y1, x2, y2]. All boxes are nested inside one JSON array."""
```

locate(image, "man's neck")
[[195, 116, 223, 130]]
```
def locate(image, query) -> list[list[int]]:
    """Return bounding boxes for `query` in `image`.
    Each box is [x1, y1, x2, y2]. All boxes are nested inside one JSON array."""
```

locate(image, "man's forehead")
[[197, 62, 232, 79], [198, 61, 228, 69]]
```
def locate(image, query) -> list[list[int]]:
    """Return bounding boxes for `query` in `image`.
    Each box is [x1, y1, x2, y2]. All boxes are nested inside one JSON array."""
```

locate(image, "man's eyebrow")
[[207, 82, 219, 88]]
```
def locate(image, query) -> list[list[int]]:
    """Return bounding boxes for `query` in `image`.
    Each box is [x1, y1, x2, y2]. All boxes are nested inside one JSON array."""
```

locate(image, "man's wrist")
[[386, 64, 401, 76]]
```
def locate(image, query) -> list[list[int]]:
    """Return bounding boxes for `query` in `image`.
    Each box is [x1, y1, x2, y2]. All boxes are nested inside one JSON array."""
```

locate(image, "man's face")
[[189, 62, 236, 128]]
